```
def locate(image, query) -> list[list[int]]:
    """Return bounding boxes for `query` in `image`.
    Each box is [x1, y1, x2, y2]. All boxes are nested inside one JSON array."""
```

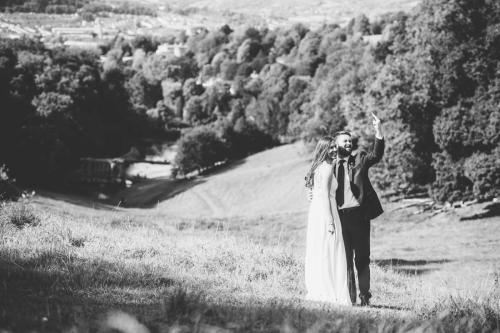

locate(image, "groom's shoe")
[[359, 293, 371, 306]]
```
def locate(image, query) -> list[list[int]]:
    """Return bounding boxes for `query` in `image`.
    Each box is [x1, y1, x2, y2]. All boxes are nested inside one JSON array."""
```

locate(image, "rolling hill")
[[172, 0, 419, 21], [116, 0, 420, 27], [114, 142, 313, 217]]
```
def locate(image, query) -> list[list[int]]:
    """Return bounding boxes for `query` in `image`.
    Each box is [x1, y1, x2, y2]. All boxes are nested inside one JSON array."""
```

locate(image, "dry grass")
[[0, 197, 499, 332]]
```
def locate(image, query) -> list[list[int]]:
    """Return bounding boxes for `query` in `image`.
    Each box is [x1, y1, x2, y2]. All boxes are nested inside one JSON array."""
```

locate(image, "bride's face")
[[328, 141, 337, 158]]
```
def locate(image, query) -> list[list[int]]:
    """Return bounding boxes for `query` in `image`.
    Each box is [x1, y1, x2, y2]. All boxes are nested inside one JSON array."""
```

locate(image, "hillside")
[[167, 0, 420, 24], [113, 0, 420, 27], [113, 142, 313, 217]]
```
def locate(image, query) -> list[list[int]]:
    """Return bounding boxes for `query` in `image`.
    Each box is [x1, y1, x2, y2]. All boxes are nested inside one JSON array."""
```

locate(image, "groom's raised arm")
[[365, 112, 384, 167]]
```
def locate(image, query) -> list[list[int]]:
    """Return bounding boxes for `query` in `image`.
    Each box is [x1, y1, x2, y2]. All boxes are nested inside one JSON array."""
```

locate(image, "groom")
[[331, 112, 384, 306]]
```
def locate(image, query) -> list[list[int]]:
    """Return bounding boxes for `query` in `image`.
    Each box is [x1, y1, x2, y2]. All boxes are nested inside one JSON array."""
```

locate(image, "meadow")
[[0, 190, 499, 332]]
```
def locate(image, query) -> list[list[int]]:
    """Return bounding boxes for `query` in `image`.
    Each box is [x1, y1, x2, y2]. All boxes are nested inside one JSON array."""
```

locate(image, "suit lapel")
[[348, 154, 355, 181]]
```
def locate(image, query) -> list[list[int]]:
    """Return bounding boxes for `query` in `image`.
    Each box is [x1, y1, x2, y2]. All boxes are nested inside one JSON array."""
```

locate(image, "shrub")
[[370, 119, 435, 195], [430, 152, 473, 203], [80, 11, 95, 22], [183, 95, 209, 124], [225, 117, 276, 158], [175, 126, 227, 175], [463, 147, 500, 201], [0, 202, 40, 229], [0, 164, 22, 201]]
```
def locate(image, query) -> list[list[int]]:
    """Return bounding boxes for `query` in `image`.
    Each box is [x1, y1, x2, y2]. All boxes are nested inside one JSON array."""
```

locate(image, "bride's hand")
[[328, 223, 336, 235]]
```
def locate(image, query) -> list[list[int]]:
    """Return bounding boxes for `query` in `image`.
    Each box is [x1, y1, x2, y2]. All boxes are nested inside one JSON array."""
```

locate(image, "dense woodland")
[[0, 0, 156, 16], [0, 0, 499, 202]]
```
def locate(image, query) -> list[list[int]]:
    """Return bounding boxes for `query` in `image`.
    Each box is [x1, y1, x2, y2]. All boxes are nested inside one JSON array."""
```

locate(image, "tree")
[[183, 95, 208, 124], [236, 38, 261, 63], [127, 71, 163, 110], [131, 35, 159, 53], [32, 92, 74, 117], [281, 76, 312, 138], [353, 14, 371, 36], [175, 126, 227, 174], [295, 31, 323, 75]]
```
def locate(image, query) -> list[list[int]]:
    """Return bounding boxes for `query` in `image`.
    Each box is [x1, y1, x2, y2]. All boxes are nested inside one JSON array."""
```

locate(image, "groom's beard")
[[336, 146, 351, 158]]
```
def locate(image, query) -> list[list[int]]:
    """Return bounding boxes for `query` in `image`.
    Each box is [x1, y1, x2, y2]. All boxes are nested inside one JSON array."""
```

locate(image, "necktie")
[[336, 160, 345, 207]]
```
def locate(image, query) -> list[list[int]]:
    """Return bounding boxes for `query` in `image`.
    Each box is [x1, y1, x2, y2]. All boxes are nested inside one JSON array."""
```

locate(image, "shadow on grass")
[[36, 177, 207, 210], [33, 159, 249, 210], [115, 159, 247, 208], [368, 304, 408, 311], [373, 258, 452, 275], [36, 189, 118, 211], [460, 203, 500, 221], [0, 249, 410, 333], [374, 259, 452, 266], [112, 178, 206, 208], [198, 159, 247, 177], [0, 250, 498, 332]]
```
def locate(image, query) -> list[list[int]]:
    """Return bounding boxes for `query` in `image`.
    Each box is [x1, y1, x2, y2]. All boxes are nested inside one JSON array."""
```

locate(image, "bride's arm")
[[306, 187, 313, 202], [319, 163, 336, 234]]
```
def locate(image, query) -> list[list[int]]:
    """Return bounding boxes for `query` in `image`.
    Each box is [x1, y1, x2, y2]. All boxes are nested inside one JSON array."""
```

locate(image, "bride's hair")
[[305, 136, 333, 189]]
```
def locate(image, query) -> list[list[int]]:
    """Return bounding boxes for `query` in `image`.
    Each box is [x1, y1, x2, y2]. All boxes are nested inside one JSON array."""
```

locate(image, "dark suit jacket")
[[333, 138, 384, 220]]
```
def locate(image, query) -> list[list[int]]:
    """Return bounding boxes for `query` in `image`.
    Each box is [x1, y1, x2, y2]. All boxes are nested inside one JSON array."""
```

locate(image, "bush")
[[369, 119, 435, 195], [0, 202, 40, 229], [183, 95, 209, 124], [80, 11, 95, 22], [430, 152, 473, 203], [0, 165, 23, 201], [463, 147, 500, 201], [175, 126, 227, 175], [223, 117, 276, 158]]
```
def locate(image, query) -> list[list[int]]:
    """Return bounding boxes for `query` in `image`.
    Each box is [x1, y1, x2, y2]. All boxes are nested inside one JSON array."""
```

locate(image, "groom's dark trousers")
[[339, 207, 370, 304]]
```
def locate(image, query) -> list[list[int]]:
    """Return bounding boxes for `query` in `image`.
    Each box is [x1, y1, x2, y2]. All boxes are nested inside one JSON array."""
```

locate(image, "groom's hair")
[[333, 131, 352, 143]]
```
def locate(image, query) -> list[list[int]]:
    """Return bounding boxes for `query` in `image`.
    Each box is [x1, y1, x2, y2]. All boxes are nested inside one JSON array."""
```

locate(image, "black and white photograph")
[[0, 0, 499, 332]]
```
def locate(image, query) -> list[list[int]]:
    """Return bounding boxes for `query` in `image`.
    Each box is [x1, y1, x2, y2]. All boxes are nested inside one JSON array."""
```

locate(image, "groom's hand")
[[371, 112, 383, 139]]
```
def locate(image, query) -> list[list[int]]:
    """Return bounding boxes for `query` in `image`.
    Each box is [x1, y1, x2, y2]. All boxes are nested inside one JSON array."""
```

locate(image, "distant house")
[[187, 26, 208, 36], [75, 147, 170, 185], [77, 157, 128, 185], [63, 40, 100, 50], [361, 34, 384, 46], [156, 43, 187, 57], [51, 27, 97, 35], [199, 77, 232, 93]]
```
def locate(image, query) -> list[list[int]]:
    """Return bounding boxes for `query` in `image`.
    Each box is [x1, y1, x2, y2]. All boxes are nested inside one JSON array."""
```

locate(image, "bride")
[[304, 136, 351, 305]]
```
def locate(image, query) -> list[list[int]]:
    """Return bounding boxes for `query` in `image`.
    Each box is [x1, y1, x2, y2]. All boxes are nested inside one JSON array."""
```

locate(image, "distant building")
[[63, 40, 100, 50], [187, 26, 208, 36], [361, 34, 384, 46], [156, 43, 187, 57], [77, 158, 128, 185], [75, 147, 170, 184]]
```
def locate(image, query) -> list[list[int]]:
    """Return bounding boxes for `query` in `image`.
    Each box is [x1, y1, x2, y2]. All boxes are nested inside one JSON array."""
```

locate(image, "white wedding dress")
[[305, 161, 351, 305]]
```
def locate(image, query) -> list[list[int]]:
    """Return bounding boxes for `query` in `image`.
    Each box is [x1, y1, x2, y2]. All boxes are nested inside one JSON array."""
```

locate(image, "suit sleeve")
[[364, 138, 384, 168]]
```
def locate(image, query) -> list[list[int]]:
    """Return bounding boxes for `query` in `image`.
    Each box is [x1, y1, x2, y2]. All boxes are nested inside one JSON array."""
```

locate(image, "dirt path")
[[191, 187, 227, 215]]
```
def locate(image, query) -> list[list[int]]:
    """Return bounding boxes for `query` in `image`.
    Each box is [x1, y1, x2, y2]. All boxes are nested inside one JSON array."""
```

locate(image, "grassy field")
[[0, 142, 499, 332], [0, 193, 499, 332]]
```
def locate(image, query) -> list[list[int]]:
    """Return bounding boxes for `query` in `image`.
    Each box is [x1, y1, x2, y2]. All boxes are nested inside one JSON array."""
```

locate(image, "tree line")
[[0, 0, 156, 16], [0, 0, 498, 202]]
